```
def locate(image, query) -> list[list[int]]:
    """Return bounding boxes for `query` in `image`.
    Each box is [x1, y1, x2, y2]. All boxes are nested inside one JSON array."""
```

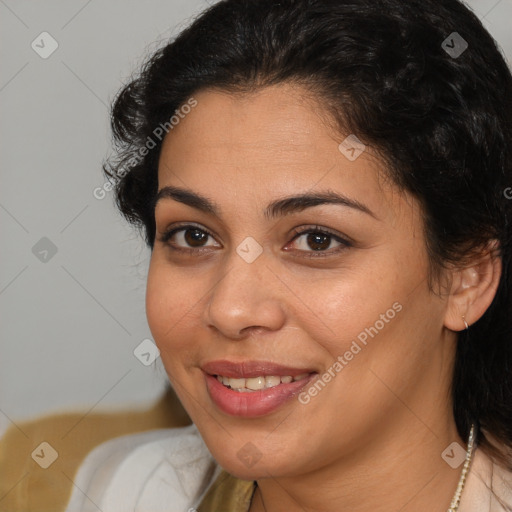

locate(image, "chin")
[[215, 454, 289, 481], [200, 430, 298, 480]]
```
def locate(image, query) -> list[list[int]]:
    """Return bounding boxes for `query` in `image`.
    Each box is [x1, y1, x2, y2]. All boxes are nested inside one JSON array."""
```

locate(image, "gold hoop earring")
[[462, 315, 469, 330]]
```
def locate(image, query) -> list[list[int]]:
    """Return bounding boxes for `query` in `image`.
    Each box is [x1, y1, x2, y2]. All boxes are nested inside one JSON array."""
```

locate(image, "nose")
[[204, 251, 287, 340]]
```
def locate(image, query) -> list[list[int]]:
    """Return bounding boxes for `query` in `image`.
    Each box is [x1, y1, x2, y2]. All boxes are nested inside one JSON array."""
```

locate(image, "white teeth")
[[216, 374, 310, 392], [246, 376, 266, 390], [228, 378, 245, 390], [265, 376, 281, 388]]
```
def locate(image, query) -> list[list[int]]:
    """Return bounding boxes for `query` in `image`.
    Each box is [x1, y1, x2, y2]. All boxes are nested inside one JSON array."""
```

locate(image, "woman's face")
[[146, 83, 455, 479]]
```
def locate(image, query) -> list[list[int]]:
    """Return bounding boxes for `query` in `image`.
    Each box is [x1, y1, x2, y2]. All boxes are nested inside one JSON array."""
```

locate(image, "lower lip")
[[205, 373, 316, 417]]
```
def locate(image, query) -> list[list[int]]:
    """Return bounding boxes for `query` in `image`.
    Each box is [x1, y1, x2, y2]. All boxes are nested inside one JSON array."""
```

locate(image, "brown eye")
[[158, 225, 221, 251], [292, 231, 344, 252], [184, 228, 209, 247], [286, 226, 353, 258], [305, 233, 332, 251]]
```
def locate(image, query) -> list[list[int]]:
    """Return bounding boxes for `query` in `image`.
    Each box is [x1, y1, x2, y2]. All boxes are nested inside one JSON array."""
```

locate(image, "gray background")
[[1, 0, 511, 441]]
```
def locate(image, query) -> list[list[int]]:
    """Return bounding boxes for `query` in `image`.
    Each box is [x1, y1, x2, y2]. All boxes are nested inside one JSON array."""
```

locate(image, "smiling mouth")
[[204, 361, 318, 416], [215, 373, 311, 392]]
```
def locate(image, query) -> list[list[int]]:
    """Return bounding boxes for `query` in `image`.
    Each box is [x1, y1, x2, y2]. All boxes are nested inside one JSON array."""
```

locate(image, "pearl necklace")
[[447, 424, 476, 512]]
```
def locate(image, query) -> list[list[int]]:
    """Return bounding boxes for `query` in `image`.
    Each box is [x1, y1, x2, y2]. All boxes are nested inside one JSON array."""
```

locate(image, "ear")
[[444, 241, 502, 332]]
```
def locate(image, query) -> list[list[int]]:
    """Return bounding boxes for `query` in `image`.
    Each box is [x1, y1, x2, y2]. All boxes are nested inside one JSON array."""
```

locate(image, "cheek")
[[145, 261, 170, 338], [288, 267, 402, 355], [145, 257, 201, 354]]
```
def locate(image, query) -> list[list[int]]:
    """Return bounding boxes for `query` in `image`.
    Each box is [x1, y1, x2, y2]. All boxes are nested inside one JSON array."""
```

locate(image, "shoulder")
[[491, 458, 512, 511], [64, 424, 220, 512], [461, 445, 512, 512]]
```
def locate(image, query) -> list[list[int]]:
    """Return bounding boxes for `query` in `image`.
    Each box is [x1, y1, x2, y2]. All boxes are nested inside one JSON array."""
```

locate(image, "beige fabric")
[[0, 387, 191, 512], [197, 470, 255, 512]]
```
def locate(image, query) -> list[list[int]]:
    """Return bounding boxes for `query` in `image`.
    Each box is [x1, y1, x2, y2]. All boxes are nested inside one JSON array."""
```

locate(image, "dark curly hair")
[[104, 0, 512, 470]]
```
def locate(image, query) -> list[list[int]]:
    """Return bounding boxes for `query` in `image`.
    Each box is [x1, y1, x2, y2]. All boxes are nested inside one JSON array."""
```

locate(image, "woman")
[[65, 0, 512, 510]]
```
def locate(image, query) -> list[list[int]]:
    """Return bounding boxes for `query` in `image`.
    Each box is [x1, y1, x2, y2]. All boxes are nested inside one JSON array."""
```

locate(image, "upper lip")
[[202, 360, 316, 378]]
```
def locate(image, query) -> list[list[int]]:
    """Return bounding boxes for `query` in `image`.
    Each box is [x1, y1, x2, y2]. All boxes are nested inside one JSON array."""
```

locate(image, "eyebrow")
[[154, 185, 377, 220]]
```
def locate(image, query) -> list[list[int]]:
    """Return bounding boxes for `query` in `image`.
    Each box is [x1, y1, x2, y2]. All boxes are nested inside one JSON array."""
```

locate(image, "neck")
[[249, 415, 466, 512]]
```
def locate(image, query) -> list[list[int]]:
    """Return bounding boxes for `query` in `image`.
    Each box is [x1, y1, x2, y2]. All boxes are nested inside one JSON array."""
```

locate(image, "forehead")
[[161, 84, 340, 158], [156, 84, 407, 223]]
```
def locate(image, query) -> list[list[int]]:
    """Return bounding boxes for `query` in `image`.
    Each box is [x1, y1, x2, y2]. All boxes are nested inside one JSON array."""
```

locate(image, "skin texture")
[[145, 83, 501, 512]]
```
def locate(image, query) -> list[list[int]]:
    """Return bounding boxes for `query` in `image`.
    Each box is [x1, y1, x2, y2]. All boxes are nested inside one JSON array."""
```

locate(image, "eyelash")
[[156, 223, 352, 258]]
